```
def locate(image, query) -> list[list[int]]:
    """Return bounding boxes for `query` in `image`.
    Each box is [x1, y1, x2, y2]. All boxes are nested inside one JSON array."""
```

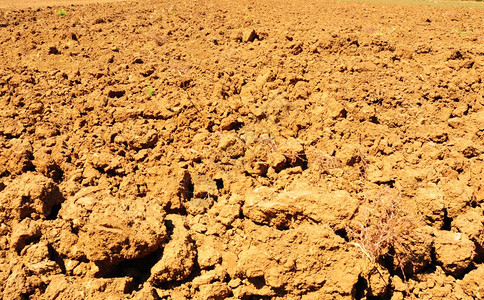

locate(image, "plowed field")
[[0, 0, 483, 299]]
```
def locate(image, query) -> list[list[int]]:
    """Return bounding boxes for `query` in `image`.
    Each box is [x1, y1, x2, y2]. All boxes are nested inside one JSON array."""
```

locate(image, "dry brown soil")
[[0, 0, 483, 299]]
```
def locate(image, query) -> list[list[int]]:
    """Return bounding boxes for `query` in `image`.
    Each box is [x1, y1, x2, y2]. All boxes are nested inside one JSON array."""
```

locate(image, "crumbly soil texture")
[[0, 0, 483, 299]]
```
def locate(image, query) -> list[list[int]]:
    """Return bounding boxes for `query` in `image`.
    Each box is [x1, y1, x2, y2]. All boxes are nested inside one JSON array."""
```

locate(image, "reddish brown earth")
[[0, 0, 483, 298]]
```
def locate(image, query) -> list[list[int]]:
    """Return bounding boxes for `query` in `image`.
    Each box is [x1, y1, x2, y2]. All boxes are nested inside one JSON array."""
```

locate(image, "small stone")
[[29, 102, 44, 114], [228, 278, 242, 288], [197, 282, 231, 300], [192, 266, 226, 287], [243, 29, 258, 42]]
